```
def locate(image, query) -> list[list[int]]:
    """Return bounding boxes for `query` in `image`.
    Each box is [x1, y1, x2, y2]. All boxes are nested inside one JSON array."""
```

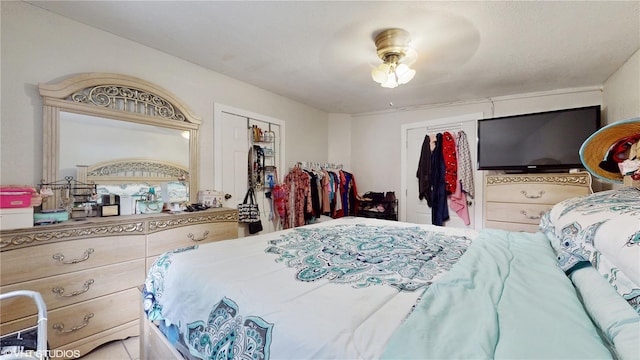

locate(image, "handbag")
[[248, 219, 263, 234], [270, 169, 287, 220], [237, 188, 261, 223]]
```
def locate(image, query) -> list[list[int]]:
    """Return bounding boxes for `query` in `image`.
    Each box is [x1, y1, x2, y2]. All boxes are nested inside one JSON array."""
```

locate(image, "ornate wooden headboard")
[[77, 158, 188, 185]]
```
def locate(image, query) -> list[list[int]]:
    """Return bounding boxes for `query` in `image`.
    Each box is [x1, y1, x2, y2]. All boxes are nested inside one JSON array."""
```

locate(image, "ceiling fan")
[[370, 28, 418, 88]]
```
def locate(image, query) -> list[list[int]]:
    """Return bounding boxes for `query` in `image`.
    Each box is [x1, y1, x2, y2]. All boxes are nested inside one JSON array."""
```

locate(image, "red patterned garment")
[[442, 132, 458, 195], [283, 167, 312, 229]]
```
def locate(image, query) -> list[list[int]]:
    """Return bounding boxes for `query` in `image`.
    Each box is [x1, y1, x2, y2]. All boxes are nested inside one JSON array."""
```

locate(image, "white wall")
[[327, 113, 352, 171], [347, 88, 602, 196], [603, 49, 640, 125], [0, 2, 328, 188]]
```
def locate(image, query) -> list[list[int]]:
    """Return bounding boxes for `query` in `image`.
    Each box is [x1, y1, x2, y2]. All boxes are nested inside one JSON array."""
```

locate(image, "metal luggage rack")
[[0, 290, 47, 360]]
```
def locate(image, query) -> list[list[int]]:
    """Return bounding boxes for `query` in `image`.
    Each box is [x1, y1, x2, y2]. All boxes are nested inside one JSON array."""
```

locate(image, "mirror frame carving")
[[39, 73, 201, 209]]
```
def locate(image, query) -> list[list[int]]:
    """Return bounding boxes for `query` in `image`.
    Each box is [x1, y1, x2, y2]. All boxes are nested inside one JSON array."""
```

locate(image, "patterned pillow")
[[539, 187, 640, 313]]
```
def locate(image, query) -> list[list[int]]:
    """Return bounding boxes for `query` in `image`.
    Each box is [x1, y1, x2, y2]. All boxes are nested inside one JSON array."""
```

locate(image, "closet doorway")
[[401, 113, 482, 229], [214, 104, 286, 235]]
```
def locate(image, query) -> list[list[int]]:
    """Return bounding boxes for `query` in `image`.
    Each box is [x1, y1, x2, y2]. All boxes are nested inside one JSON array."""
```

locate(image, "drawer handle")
[[187, 231, 210, 242], [52, 313, 94, 333], [520, 210, 545, 220], [52, 248, 95, 264], [52, 279, 95, 297], [520, 190, 545, 199]]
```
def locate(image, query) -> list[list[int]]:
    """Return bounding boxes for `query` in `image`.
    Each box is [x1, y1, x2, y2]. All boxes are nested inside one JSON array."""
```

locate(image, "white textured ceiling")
[[27, 1, 640, 114]]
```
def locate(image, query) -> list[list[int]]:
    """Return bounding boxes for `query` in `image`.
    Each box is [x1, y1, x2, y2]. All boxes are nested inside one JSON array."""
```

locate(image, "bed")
[[140, 186, 639, 360]]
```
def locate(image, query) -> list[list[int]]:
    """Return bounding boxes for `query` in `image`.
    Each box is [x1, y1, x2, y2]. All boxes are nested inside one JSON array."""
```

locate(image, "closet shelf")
[[248, 125, 277, 190], [356, 191, 398, 221]]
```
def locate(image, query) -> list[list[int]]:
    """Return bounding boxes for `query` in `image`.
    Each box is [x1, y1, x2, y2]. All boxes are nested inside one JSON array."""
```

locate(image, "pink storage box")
[[0, 187, 34, 208]]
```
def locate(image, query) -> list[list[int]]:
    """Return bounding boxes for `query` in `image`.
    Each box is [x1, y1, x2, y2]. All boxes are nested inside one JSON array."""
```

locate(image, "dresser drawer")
[[485, 183, 588, 204], [147, 222, 237, 257], [0, 288, 140, 349], [0, 235, 145, 285], [0, 259, 144, 323], [485, 202, 551, 225]]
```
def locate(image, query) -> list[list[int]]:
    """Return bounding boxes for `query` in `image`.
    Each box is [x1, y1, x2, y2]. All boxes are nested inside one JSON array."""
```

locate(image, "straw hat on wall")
[[579, 118, 640, 183]]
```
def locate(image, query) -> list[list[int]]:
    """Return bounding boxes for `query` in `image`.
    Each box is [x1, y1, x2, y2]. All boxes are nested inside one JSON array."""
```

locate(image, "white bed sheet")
[[144, 217, 479, 359]]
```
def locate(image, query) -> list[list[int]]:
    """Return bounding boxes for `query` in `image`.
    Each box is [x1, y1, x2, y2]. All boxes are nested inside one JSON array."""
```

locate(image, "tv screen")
[[477, 105, 601, 171]]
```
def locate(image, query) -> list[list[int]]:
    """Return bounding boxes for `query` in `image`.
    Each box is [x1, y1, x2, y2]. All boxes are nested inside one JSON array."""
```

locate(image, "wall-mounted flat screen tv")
[[477, 105, 601, 172]]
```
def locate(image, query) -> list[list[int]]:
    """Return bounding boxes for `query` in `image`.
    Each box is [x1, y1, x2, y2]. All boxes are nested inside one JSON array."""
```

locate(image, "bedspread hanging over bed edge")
[[382, 229, 617, 359]]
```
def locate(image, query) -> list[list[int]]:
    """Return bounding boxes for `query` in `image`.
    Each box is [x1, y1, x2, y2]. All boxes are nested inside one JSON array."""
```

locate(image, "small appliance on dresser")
[[99, 194, 120, 217]]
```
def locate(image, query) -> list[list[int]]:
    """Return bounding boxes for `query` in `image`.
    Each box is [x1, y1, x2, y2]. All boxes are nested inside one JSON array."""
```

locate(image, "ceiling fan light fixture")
[[395, 64, 416, 84], [371, 28, 417, 88], [371, 63, 391, 84], [381, 77, 399, 89]]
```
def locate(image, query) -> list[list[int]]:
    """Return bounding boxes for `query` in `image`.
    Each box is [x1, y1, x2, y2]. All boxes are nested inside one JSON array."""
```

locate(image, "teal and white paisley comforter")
[[540, 187, 640, 313], [143, 217, 477, 359]]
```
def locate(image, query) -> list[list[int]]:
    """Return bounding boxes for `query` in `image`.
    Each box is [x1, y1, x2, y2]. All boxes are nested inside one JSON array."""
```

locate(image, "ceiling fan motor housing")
[[375, 28, 412, 62]]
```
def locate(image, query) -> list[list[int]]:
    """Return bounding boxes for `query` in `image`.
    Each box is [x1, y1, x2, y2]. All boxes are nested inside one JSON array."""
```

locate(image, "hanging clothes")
[[340, 171, 351, 216], [283, 166, 312, 229], [305, 170, 321, 221], [448, 180, 470, 225], [449, 134, 471, 227], [341, 170, 359, 217], [416, 134, 433, 206], [321, 170, 331, 214], [442, 131, 458, 195], [315, 171, 324, 216], [284, 163, 358, 224], [337, 170, 357, 217], [456, 130, 475, 198], [331, 171, 343, 217], [430, 133, 449, 226]]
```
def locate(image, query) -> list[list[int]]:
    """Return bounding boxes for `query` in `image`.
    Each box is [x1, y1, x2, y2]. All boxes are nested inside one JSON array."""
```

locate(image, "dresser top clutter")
[[0, 207, 238, 251]]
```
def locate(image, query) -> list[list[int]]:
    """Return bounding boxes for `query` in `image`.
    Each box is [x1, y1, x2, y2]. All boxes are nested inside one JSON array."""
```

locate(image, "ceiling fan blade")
[[401, 48, 418, 66]]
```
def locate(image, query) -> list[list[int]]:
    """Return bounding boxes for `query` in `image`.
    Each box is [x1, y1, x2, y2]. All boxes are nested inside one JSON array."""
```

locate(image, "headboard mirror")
[[39, 73, 201, 210]]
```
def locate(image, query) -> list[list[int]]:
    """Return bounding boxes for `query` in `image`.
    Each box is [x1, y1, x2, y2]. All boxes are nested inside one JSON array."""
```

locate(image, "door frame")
[[213, 103, 286, 190], [400, 113, 483, 226]]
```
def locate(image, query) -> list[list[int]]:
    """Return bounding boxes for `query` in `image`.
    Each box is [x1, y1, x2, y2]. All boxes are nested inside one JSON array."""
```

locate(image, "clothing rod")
[[425, 124, 464, 133], [296, 161, 343, 170]]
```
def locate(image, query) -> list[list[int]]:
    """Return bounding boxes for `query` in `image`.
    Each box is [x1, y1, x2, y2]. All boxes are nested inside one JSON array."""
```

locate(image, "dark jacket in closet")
[[431, 133, 449, 226], [416, 134, 433, 206]]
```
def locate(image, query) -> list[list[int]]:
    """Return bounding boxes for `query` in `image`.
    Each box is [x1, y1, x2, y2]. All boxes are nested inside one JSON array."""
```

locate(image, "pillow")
[[539, 187, 640, 313], [569, 265, 640, 359]]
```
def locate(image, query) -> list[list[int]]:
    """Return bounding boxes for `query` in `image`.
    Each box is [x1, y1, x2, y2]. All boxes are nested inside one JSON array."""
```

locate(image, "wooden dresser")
[[484, 173, 591, 232], [0, 207, 237, 359]]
